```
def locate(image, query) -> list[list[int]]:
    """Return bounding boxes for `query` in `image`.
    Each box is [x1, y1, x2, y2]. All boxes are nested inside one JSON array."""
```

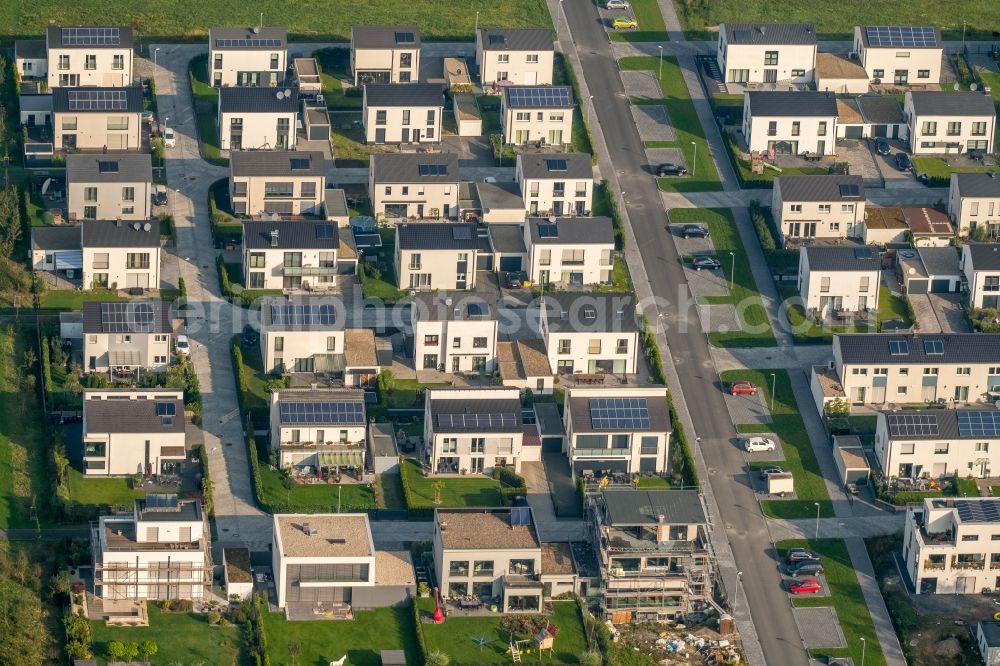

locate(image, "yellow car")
[[611, 17, 638, 30]]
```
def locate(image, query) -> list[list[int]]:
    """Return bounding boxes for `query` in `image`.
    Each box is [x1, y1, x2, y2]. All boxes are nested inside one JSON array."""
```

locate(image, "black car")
[[657, 163, 688, 177], [504, 272, 523, 289], [241, 324, 259, 347], [691, 255, 721, 270], [894, 152, 912, 172], [681, 224, 709, 239], [787, 560, 825, 577], [152, 185, 168, 206], [873, 137, 890, 156]]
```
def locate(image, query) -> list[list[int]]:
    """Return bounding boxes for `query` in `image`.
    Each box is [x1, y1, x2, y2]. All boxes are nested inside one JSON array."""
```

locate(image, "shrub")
[[639, 315, 666, 384], [749, 201, 777, 251], [425, 651, 450, 666], [492, 465, 527, 504], [667, 391, 699, 488], [579, 651, 603, 666], [599, 180, 626, 250], [399, 461, 434, 520], [177, 276, 187, 299], [196, 444, 213, 514]]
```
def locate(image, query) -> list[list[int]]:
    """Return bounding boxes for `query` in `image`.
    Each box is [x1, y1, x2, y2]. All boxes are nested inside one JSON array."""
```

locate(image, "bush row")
[[749, 200, 778, 251], [248, 593, 271, 666], [599, 180, 626, 250], [492, 465, 528, 504], [399, 460, 434, 520], [195, 444, 213, 514], [666, 390, 700, 489], [639, 315, 666, 384]]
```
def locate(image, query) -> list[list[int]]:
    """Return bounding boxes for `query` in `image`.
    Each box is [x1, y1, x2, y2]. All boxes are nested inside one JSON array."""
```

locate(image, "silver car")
[[606, 0, 630, 8]]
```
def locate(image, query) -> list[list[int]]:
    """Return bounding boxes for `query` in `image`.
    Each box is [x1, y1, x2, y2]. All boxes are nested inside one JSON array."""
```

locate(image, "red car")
[[729, 381, 758, 396], [789, 579, 822, 595]]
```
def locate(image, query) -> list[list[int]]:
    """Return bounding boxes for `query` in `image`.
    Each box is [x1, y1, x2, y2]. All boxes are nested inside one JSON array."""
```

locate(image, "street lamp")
[[658, 45, 663, 80], [814, 502, 821, 539], [770, 373, 776, 411], [153, 47, 160, 81], [475, 10, 480, 35], [860, 637, 867, 666], [728, 251, 735, 291], [588, 95, 594, 129], [735, 570, 743, 617], [690, 140, 697, 177]]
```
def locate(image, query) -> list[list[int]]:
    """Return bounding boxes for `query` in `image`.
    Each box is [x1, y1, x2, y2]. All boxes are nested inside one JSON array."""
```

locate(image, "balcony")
[[573, 447, 631, 457], [281, 440, 364, 450], [951, 557, 985, 570], [923, 561, 946, 571], [503, 574, 542, 588], [281, 266, 338, 277]]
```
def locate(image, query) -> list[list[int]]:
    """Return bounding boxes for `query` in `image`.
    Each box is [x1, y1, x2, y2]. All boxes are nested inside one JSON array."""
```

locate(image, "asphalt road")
[[562, 2, 808, 664]]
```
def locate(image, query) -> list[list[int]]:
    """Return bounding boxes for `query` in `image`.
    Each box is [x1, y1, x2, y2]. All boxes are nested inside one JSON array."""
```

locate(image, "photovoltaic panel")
[[279, 400, 365, 425], [315, 224, 335, 240], [839, 183, 860, 198], [100, 302, 156, 333], [394, 32, 416, 44], [417, 164, 448, 176], [144, 494, 179, 511], [955, 500, 1000, 523], [155, 401, 176, 416], [923, 339, 944, 355], [886, 413, 939, 438], [865, 26, 937, 48], [546, 159, 567, 171], [957, 411, 1000, 438], [62, 27, 121, 46], [537, 223, 558, 238], [436, 413, 518, 429], [589, 398, 650, 430], [269, 304, 337, 326], [452, 226, 473, 240], [290, 158, 311, 170], [506, 87, 572, 109], [98, 160, 119, 173], [466, 302, 487, 318], [215, 38, 282, 48], [68, 89, 128, 111], [888, 340, 909, 356]]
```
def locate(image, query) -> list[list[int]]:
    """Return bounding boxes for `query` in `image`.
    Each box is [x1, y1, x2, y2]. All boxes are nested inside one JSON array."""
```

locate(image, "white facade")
[[797, 248, 880, 313], [362, 88, 443, 145], [81, 223, 161, 291], [772, 176, 866, 244], [962, 244, 1000, 310], [260, 326, 344, 375], [853, 26, 942, 84], [396, 246, 480, 291], [876, 410, 1000, 480], [84, 331, 171, 374], [515, 156, 593, 217], [208, 27, 287, 87], [411, 295, 499, 374], [67, 153, 152, 222], [424, 387, 524, 474], [742, 94, 837, 155], [539, 295, 639, 376], [905, 92, 996, 155], [350, 27, 421, 85], [949, 173, 1000, 237], [47, 27, 133, 88], [525, 229, 613, 286], [269, 390, 367, 469], [369, 155, 460, 221], [82, 389, 186, 476], [230, 163, 325, 217], [54, 107, 142, 151], [717, 24, 817, 84], [219, 102, 298, 151], [501, 90, 573, 146], [475, 29, 554, 86], [242, 223, 339, 291]]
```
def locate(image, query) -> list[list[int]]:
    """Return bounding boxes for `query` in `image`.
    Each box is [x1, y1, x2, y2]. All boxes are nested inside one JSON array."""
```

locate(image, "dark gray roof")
[[15, 39, 46, 59], [747, 91, 837, 117], [908, 91, 995, 117], [489, 224, 527, 253], [47, 25, 134, 49], [371, 153, 459, 184], [723, 22, 816, 45], [602, 490, 706, 526], [479, 28, 553, 52], [324, 189, 349, 219], [397, 223, 482, 251], [82, 301, 172, 334], [243, 220, 339, 250], [52, 86, 143, 114], [274, 389, 366, 426], [518, 153, 593, 180], [230, 150, 324, 177], [81, 220, 159, 248], [32, 226, 80, 251], [67, 152, 152, 184], [18, 94, 52, 113], [428, 391, 522, 434], [567, 391, 670, 434], [528, 216, 613, 245], [966, 244, 1000, 271], [776, 175, 864, 202], [476, 181, 524, 212], [210, 26, 287, 49], [980, 621, 1000, 648], [85, 395, 185, 434], [412, 292, 496, 322], [137, 497, 201, 522], [352, 25, 422, 49], [219, 86, 299, 114], [953, 172, 1000, 198], [836, 333, 1000, 365], [916, 247, 960, 277], [803, 246, 880, 272], [541, 292, 639, 333], [878, 409, 976, 440], [364, 83, 443, 108]]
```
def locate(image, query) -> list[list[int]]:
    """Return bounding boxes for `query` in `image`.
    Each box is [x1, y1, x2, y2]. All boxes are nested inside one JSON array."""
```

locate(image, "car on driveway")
[[504, 272, 523, 289], [759, 465, 784, 479], [611, 17, 638, 30], [787, 560, 825, 577], [605, 0, 630, 8], [163, 127, 176, 148], [175, 335, 190, 357], [873, 137, 890, 155], [729, 381, 758, 395], [743, 436, 777, 453], [152, 184, 168, 207], [657, 163, 688, 177], [680, 224, 709, 239], [785, 548, 821, 564], [894, 152, 912, 172], [241, 325, 259, 347], [691, 255, 721, 270], [789, 579, 823, 595]]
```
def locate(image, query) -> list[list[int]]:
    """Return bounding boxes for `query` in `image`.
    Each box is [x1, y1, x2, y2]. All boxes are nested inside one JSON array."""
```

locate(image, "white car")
[[606, 0, 630, 8], [175, 335, 190, 357], [743, 436, 777, 453], [163, 127, 176, 148]]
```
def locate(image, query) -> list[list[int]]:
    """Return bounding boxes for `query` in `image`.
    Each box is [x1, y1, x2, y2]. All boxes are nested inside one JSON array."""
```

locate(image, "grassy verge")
[[65, 469, 145, 510], [608, 0, 670, 43], [188, 55, 227, 166], [913, 156, 999, 187]]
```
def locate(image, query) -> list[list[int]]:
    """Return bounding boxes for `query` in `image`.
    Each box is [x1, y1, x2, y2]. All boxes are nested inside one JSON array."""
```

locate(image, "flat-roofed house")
[[501, 86, 573, 146], [525, 216, 614, 286], [977, 621, 1000, 664], [516, 153, 593, 217], [424, 387, 524, 474], [395, 223, 483, 291], [362, 84, 443, 144], [81, 219, 161, 291], [82, 389, 186, 476], [772, 174, 865, 244], [242, 220, 340, 291], [258, 296, 344, 374], [949, 173, 1000, 237], [83, 301, 173, 374], [742, 91, 837, 155], [476, 28, 554, 86], [67, 152, 152, 221], [798, 246, 881, 314], [208, 27, 287, 87], [905, 91, 995, 155], [962, 244, 1000, 309], [411, 292, 499, 374], [230, 151, 326, 217], [15, 39, 47, 80], [717, 22, 817, 85], [269, 389, 367, 470], [853, 25, 942, 85], [53, 86, 143, 151], [539, 292, 640, 376], [369, 153, 460, 221], [218, 86, 299, 151], [46, 25, 133, 88], [350, 26, 421, 85], [31, 226, 82, 276]]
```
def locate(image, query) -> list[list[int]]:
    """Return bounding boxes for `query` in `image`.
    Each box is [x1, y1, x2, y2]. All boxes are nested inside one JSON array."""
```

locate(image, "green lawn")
[[619, 56, 723, 192], [360, 229, 409, 303], [188, 55, 227, 166], [33, 289, 126, 312], [313, 48, 364, 109], [66, 469, 145, 510], [265, 606, 421, 666], [721, 369, 834, 519], [258, 464, 376, 512], [608, 0, 670, 43], [668, 208, 776, 348], [912, 156, 999, 183], [635, 476, 671, 488], [877, 288, 914, 330], [776, 539, 885, 666], [379, 472, 406, 510], [779, 284, 874, 344], [90, 605, 244, 666], [419, 599, 589, 665], [401, 459, 504, 508]]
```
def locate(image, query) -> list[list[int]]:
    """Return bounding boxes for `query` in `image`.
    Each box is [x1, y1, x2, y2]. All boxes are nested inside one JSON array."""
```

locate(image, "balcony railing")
[[952, 560, 985, 570], [923, 562, 946, 571], [573, 447, 631, 457], [282, 266, 338, 277], [281, 440, 364, 449]]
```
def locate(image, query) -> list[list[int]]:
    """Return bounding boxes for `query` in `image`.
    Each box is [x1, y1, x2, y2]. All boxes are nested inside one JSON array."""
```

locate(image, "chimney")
[[656, 514, 669, 543], [302, 521, 311, 534], [115, 218, 123, 227], [270, 229, 280, 247]]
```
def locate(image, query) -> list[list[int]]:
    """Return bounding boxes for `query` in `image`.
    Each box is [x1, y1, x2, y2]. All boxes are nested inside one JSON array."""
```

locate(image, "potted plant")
[[355, 465, 363, 481]]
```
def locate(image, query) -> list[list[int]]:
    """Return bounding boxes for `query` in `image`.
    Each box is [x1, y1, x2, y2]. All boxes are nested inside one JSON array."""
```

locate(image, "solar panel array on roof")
[[452, 226, 473, 240], [215, 38, 282, 48], [101, 302, 156, 332], [290, 158, 311, 170], [865, 26, 937, 48], [839, 183, 861, 198], [437, 413, 518, 429], [315, 224, 335, 240], [510, 506, 531, 526], [923, 339, 944, 355], [417, 164, 448, 176], [887, 413, 939, 437], [546, 159, 567, 171], [957, 412, 1000, 438], [62, 27, 121, 46], [144, 493, 179, 511], [956, 500, 1000, 523], [506, 87, 572, 108], [68, 89, 128, 111], [98, 160, 119, 173], [589, 398, 650, 430], [537, 223, 558, 238], [269, 304, 337, 326], [888, 340, 909, 355], [395, 32, 415, 44], [279, 400, 364, 425]]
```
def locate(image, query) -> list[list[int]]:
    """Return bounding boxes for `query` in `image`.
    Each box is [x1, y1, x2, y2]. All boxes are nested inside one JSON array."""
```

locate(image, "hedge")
[[249, 593, 271, 666], [41, 335, 54, 397], [412, 600, 429, 661], [195, 444, 213, 514], [599, 179, 626, 250], [399, 459, 435, 520], [177, 276, 187, 299], [217, 253, 233, 298], [639, 315, 666, 384], [667, 391, 700, 489], [749, 201, 777, 251], [492, 465, 527, 504]]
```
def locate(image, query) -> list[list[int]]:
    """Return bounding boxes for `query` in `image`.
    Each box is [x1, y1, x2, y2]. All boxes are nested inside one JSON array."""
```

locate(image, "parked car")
[[759, 465, 784, 479], [605, 0, 630, 8], [241, 325, 259, 347], [691, 255, 721, 270], [163, 127, 176, 148], [657, 163, 688, 177], [894, 152, 912, 172], [611, 17, 638, 30], [152, 184, 168, 207], [504, 272, 523, 289], [681, 224, 709, 239], [729, 381, 758, 395], [789, 579, 823, 595], [785, 548, 821, 564], [175, 335, 190, 356], [787, 560, 825, 577], [141, 110, 157, 125], [743, 436, 777, 453], [873, 137, 890, 156]]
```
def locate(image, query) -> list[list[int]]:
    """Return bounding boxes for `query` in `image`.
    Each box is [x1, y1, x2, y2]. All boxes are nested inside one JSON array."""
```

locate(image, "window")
[[83, 206, 97, 220], [790, 204, 802, 213], [818, 204, 831, 214], [498, 54, 510, 63], [58, 55, 70, 70], [327, 336, 337, 352], [473, 337, 487, 348], [897, 386, 908, 395], [873, 69, 884, 78], [154, 355, 167, 364], [450, 336, 460, 349], [473, 561, 494, 576], [214, 53, 223, 70], [841, 204, 855, 214], [442, 438, 457, 453], [962, 534, 979, 542], [539, 249, 551, 266], [107, 116, 128, 130], [985, 276, 1000, 292], [424, 335, 439, 345], [972, 122, 988, 136], [62, 116, 77, 130], [557, 339, 571, 354], [900, 368, 909, 376], [399, 52, 412, 69], [976, 442, 990, 452], [791, 121, 800, 137], [113, 54, 124, 70], [248, 272, 264, 288], [616, 339, 628, 354], [401, 109, 411, 126], [265, 182, 294, 198], [283, 252, 302, 268], [248, 253, 266, 268], [92, 253, 109, 270], [426, 110, 436, 124], [900, 442, 915, 454], [449, 561, 470, 576], [126, 253, 149, 269], [84, 187, 98, 202], [791, 69, 806, 77], [924, 368, 939, 375], [764, 51, 778, 65], [85, 55, 96, 70], [561, 249, 584, 264], [515, 112, 530, 121], [917, 69, 930, 79], [496, 71, 508, 81], [526, 54, 539, 63], [375, 110, 387, 125], [859, 276, 869, 293], [921, 121, 937, 136], [471, 438, 485, 453], [549, 113, 564, 122], [274, 337, 284, 352], [509, 559, 535, 575], [955, 386, 969, 401], [640, 436, 658, 455], [934, 443, 949, 454], [851, 368, 868, 375], [957, 367, 972, 375], [820, 277, 830, 293], [270, 53, 279, 70], [319, 252, 335, 268], [409, 254, 421, 270], [947, 122, 962, 136], [426, 127, 435, 139], [830, 223, 840, 232], [588, 339, 601, 354], [767, 121, 777, 137], [874, 368, 887, 375], [121, 187, 134, 202], [818, 121, 827, 136]]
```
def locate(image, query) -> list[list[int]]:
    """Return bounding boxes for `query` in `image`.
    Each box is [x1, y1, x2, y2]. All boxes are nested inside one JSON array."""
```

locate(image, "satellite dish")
[[275, 91, 284, 99], [971, 83, 979, 91], [132, 222, 141, 231], [953, 82, 961, 91], [143, 222, 151, 232], [284, 89, 292, 97], [547, 215, 557, 223], [908, 267, 916, 275]]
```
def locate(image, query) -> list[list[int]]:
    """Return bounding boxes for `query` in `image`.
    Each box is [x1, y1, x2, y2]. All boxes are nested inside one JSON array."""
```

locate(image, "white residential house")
[[876, 409, 1000, 481], [91, 496, 211, 601], [395, 223, 483, 291], [82, 389, 186, 476], [717, 22, 817, 85], [66, 152, 152, 222], [15, 39, 47, 80], [350, 26, 421, 85], [564, 387, 671, 478], [411, 292, 498, 374], [230, 150, 326, 217], [46, 24, 133, 88], [950, 173, 1000, 237], [269, 389, 367, 470], [369, 153, 460, 221], [424, 387, 524, 474], [772, 175, 866, 244], [977, 622, 1000, 665], [905, 91, 996, 155], [208, 27, 288, 87], [362, 84, 443, 144], [742, 91, 837, 155], [82, 301, 172, 374], [258, 296, 343, 374], [516, 153, 593, 217], [81, 219, 161, 291], [797, 246, 881, 314], [242, 220, 340, 291], [853, 26, 943, 85], [501, 85, 574, 146], [524, 216, 614, 286], [476, 28, 554, 86], [539, 292, 640, 376], [53, 86, 143, 151], [30, 226, 83, 278], [962, 244, 1000, 309], [218, 86, 299, 151]]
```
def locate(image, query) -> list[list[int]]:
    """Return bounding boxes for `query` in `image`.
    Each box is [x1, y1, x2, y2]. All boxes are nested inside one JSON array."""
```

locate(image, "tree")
[[106, 641, 127, 661], [0, 581, 47, 665], [425, 651, 450, 666], [287, 640, 301, 666], [0, 187, 22, 259], [49, 568, 71, 602], [376, 368, 396, 395], [140, 640, 159, 662], [66, 640, 91, 660], [122, 641, 139, 663], [206, 609, 222, 625]]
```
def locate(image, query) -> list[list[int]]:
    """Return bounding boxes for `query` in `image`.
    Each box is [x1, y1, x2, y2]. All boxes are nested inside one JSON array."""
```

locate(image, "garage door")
[[908, 279, 928, 294], [844, 126, 864, 139], [930, 279, 952, 293], [873, 125, 888, 138], [308, 125, 330, 141], [499, 256, 522, 272]]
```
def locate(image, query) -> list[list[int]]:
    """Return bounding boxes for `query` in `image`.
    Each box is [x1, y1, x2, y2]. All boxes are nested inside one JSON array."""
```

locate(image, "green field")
[[608, 0, 670, 43], [257, 464, 376, 512]]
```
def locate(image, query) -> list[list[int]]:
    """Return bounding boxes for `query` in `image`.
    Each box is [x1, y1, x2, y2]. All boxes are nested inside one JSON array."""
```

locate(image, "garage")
[[843, 126, 864, 140], [499, 256, 523, 272], [475, 254, 494, 271], [930, 278, 952, 293], [907, 279, 928, 294]]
